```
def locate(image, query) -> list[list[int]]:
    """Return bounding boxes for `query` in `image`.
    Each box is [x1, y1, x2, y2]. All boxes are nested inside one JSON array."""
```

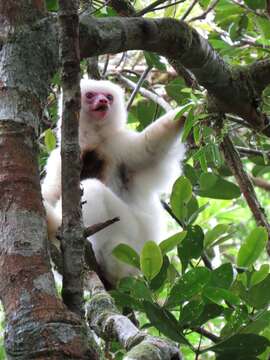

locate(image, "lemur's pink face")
[[83, 91, 114, 120]]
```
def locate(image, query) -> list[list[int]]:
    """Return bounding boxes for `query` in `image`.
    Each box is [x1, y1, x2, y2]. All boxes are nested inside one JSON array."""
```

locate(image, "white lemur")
[[42, 79, 185, 285]]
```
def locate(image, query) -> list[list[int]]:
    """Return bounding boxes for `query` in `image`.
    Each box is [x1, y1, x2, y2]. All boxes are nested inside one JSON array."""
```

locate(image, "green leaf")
[[244, 0, 266, 10], [140, 241, 163, 280], [170, 176, 193, 222], [112, 243, 140, 269], [110, 290, 142, 311], [165, 78, 190, 104], [193, 145, 210, 172], [44, 129, 56, 153], [246, 275, 270, 309], [256, 16, 270, 38], [203, 287, 241, 306], [167, 267, 211, 307], [135, 100, 163, 131], [171, 176, 192, 206], [143, 301, 189, 345], [187, 198, 208, 225], [241, 310, 270, 334], [207, 144, 223, 168], [221, 306, 249, 337], [179, 301, 204, 328], [199, 152, 208, 172], [199, 172, 217, 190], [159, 231, 187, 255], [204, 224, 230, 248], [197, 173, 241, 199], [150, 255, 170, 291], [193, 303, 224, 327], [249, 156, 268, 166], [215, 1, 244, 29], [118, 277, 152, 301], [143, 52, 166, 71], [183, 164, 199, 186], [178, 225, 204, 272], [237, 227, 268, 267], [250, 264, 269, 287], [209, 263, 234, 289], [182, 109, 197, 141], [199, 0, 211, 9], [130, 279, 153, 301], [46, 0, 58, 11], [206, 334, 270, 357]]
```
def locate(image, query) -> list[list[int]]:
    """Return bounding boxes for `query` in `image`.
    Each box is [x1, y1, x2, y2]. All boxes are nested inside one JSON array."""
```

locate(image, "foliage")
[[37, 0, 270, 359]]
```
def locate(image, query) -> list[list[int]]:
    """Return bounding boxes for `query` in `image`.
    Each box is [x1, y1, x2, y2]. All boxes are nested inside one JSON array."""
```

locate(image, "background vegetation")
[[1, 0, 270, 359], [45, 0, 270, 359]]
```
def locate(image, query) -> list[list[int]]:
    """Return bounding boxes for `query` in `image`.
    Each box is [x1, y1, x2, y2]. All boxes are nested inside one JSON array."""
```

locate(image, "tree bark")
[[220, 135, 270, 254], [86, 272, 182, 360], [58, 0, 85, 317], [0, 0, 99, 358]]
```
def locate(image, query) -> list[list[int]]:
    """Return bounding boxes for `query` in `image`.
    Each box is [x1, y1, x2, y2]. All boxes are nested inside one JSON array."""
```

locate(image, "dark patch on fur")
[[81, 150, 106, 181], [118, 163, 132, 190]]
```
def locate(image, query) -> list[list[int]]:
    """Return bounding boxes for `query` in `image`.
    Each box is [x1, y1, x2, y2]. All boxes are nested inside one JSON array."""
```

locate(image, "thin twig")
[[201, 254, 213, 270], [231, 0, 268, 18], [102, 54, 110, 78], [117, 73, 172, 111], [251, 175, 270, 192], [240, 38, 270, 51], [181, 0, 199, 21], [189, 0, 219, 22], [226, 114, 252, 128], [161, 200, 185, 228], [153, 0, 186, 11], [84, 217, 120, 237], [126, 66, 152, 110], [90, 0, 110, 15], [136, 0, 168, 16], [236, 146, 270, 159], [115, 52, 127, 68], [191, 327, 219, 343]]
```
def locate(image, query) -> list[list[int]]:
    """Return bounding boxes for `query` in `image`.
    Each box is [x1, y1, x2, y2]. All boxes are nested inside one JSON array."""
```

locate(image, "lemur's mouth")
[[94, 105, 108, 112]]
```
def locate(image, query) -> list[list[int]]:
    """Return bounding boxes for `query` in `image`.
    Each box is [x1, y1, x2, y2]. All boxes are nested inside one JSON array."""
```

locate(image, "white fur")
[[42, 79, 185, 285]]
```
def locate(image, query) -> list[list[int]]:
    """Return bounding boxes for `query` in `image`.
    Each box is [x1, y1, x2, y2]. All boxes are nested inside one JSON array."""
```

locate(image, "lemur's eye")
[[106, 94, 113, 101], [86, 92, 94, 99]]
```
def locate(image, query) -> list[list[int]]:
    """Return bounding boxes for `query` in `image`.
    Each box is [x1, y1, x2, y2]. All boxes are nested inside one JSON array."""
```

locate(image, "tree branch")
[[267, 0, 270, 17], [219, 135, 270, 254], [251, 175, 270, 192], [0, 0, 98, 357], [79, 16, 270, 136], [85, 271, 182, 360], [191, 327, 219, 343], [59, 0, 85, 316], [248, 59, 270, 95]]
